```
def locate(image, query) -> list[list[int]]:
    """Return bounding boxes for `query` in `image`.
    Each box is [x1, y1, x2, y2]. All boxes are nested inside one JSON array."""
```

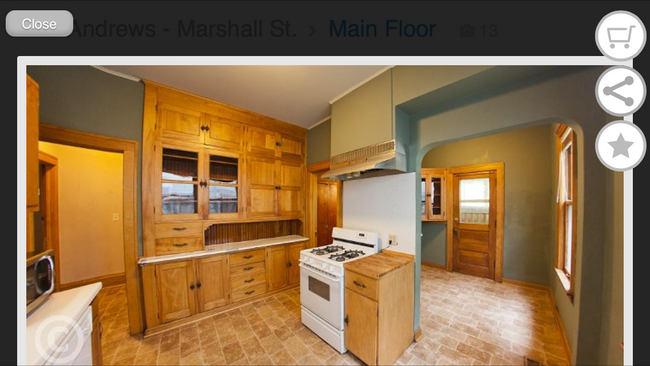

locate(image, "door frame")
[[307, 161, 343, 249], [446, 162, 504, 282], [39, 124, 144, 334], [38, 151, 61, 290]]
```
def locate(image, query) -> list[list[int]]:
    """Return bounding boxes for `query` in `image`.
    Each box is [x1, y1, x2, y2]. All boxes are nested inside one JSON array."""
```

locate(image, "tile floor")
[[97, 266, 569, 365]]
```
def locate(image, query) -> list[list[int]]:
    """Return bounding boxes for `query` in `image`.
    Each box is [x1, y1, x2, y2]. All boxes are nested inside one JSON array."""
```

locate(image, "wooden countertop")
[[344, 251, 414, 279], [138, 235, 308, 266]]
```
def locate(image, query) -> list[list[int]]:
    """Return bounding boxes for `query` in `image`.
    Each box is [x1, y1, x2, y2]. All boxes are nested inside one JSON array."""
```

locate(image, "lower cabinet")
[[142, 241, 307, 332]]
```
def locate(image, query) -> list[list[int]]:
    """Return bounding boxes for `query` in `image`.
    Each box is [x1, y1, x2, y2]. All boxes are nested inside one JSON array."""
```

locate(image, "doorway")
[[317, 180, 340, 246], [447, 163, 504, 281]]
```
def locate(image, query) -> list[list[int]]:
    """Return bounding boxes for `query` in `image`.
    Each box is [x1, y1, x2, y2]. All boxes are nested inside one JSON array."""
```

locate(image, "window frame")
[[555, 125, 577, 297]]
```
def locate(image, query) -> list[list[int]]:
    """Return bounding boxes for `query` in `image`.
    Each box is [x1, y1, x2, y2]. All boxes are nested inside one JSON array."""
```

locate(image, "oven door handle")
[[299, 263, 341, 281]]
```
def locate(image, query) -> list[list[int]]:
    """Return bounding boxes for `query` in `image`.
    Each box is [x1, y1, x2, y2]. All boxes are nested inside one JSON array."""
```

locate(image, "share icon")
[[603, 76, 635, 106]]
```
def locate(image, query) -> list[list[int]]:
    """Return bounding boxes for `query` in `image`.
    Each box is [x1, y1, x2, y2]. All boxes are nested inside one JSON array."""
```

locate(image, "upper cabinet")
[[330, 69, 393, 157], [27, 75, 40, 211], [142, 81, 306, 257], [421, 168, 447, 222]]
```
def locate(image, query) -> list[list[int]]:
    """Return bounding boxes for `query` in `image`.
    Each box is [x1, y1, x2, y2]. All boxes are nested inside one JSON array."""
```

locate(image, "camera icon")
[[460, 24, 475, 37]]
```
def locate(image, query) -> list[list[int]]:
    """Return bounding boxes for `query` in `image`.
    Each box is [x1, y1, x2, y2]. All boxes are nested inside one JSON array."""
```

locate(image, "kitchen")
[[24, 65, 623, 365]]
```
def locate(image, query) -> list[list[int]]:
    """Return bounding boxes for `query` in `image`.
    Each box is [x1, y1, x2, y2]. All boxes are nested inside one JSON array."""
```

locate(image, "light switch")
[[112, 213, 119, 221]]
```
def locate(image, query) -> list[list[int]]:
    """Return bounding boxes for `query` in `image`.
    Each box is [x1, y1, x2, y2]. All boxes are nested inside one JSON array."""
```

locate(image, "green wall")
[[421, 124, 556, 286], [27, 66, 145, 255], [306, 119, 331, 165]]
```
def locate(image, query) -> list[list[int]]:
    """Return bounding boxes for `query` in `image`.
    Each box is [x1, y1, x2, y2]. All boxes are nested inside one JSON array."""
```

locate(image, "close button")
[[6, 10, 73, 37]]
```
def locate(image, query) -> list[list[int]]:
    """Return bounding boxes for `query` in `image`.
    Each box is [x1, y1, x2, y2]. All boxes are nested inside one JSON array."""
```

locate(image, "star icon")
[[608, 133, 634, 158]]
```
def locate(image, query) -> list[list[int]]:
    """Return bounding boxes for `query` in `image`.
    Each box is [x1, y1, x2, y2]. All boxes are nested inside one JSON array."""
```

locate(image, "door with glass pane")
[[452, 172, 496, 279], [156, 144, 202, 222], [204, 149, 241, 220]]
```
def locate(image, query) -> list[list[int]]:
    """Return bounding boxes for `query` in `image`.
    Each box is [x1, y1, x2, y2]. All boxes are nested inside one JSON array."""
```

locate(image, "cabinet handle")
[[197, 281, 202, 289], [190, 283, 195, 290], [199, 180, 207, 188], [287, 261, 292, 267], [243, 255, 253, 259], [172, 227, 187, 231], [173, 243, 188, 247], [353, 281, 366, 289], [99, 321, 103, 340], [200, 126, 206, 131], [204, 126, 210, 132], [344, 315, 349, 325], [275, 141, 281, 147], [245, 290, 255, 295], [243, 266, 254, 271], [244, 278, 254, 283]]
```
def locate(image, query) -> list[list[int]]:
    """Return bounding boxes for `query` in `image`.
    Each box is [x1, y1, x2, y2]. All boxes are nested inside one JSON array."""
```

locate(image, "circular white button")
[[595, 120, 646, 171], [595, 10, 646, 61]]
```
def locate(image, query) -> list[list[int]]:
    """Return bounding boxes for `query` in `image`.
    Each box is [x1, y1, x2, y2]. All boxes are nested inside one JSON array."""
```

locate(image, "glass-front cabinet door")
[[421, 168, 447, 222], [205, 150, 241, 220], [157, 144, 202, 222]]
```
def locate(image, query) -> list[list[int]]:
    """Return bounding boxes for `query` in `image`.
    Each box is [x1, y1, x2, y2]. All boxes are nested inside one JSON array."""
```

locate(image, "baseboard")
[[414, 327, 423, 341], [421, 260, 446, 270], [58, 273, 126, 292], [502, 278, 572, 363]]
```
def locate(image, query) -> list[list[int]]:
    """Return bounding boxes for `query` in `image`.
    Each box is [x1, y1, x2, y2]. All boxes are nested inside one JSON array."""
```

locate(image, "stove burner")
[[328, 249, 366, 262], [310, 245, 344, 256]]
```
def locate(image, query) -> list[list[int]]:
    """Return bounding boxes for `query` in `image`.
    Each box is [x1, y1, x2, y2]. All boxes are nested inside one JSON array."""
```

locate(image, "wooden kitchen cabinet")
[[247, 156, 303, 218], [266, 245, 288, 291], [247, 126, 305, 162], [196, 255, 230, 312], [27, 75, 40, 211], [344, 252, 415, 366], [421, 168, 447, 222], [287, 242, 306, 285], [156, 260, 197, 324], [204, 114, 244, 151]]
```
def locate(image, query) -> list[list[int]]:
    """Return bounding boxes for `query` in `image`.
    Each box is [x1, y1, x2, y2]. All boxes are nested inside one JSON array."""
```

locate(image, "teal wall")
[[306, 119, 331, 165], [421, 124, 556, 286], [27, 66, 145, 255]]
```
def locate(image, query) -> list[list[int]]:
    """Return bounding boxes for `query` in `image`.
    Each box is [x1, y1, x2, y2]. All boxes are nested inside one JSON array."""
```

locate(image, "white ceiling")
[[101, 65, 387, 129]]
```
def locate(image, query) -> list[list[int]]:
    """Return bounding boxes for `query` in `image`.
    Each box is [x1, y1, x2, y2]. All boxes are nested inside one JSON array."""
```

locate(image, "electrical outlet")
[[112, 213, 119, 222], [388, 234, 397, 245]]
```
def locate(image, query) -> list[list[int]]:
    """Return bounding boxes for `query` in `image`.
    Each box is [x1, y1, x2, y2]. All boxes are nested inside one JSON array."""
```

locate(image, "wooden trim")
[[548, 285, 573, 363], [144, 284, 299, 338], [414, 327, 423, 342], [142, 84, 158, 257], [555, 126, 577, 297], [502, 278, 550, 292], [59, 273, 126, 291], [39, 124, 144, 335], [38, 152, 61, 291], [421, 260, 445, 270], [446, 162, 505, 282], [382, 249, 415, 260], [307, 160, 330, 173]]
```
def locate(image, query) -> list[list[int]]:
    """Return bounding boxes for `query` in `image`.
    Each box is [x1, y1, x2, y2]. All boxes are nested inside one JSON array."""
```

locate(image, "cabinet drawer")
[[229, 249, 265, 266], [230, 261, 265, 277], [231, 271, 266, 290], [155, 222, 203, 238], [232, 283, 266, 302], [155, 236, 203, 255], [345, 271, 378, 301]]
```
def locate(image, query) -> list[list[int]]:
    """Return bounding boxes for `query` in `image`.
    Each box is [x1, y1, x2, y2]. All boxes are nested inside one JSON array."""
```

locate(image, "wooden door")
[[156, 261, 197, 323], [196, 255, 230, 312], [452, 172, 497, 279], [247, 156, 278, 217], [317, 181, 338, 246], [204, 149, 242, 220], [279, 135, 303, 162], [287, 242, 306, 285], [157, 103, 204, 143], [204, 115, 244, 151], [265, 245, 288, 291], [278, 161, 302, 217], [345, 289, 378, 365], [27, 75, 40, 211], [247, 126, 279, 158]]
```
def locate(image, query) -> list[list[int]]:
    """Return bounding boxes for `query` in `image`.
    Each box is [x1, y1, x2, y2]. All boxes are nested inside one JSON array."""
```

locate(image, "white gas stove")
[[300, 227, 380, 353]]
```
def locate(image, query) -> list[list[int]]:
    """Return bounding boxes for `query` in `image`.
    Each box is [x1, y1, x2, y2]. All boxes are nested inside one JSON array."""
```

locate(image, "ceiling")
[[101, 65, 387, 129]]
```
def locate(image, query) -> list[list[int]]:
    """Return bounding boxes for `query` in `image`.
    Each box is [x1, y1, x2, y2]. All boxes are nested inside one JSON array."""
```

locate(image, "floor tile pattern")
[[97, 265, 569, 365]]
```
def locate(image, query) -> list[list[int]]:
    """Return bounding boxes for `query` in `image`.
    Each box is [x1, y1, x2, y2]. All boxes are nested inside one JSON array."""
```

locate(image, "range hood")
[[321, 140, 407, 180]]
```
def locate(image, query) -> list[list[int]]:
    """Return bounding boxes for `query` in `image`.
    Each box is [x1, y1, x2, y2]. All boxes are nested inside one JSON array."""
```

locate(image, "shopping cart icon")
[[608, 25, 636, 49]]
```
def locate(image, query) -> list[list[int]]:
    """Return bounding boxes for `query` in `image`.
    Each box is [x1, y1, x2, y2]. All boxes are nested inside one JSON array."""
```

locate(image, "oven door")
[[300, 263, 343, 330]]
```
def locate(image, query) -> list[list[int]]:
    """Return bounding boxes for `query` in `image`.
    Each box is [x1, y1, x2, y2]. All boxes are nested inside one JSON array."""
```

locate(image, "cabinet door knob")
[[344, 315, 349, 325], [243, 266, 254, 271], [190, 283, 195, 290], [244, 278, 254, 283], [353, 280, 366, 289], [245, 290, 255, 295], [197, 281, 202, 289], [243, 255, 253, 259]]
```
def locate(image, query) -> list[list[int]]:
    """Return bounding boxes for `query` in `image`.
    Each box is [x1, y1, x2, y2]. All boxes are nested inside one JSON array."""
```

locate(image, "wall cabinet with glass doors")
[[421, 168, 447, 222]]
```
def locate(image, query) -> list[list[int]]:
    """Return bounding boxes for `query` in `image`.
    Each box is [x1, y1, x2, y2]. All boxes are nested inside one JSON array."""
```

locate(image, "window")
[[556, 125, 577, 296]]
